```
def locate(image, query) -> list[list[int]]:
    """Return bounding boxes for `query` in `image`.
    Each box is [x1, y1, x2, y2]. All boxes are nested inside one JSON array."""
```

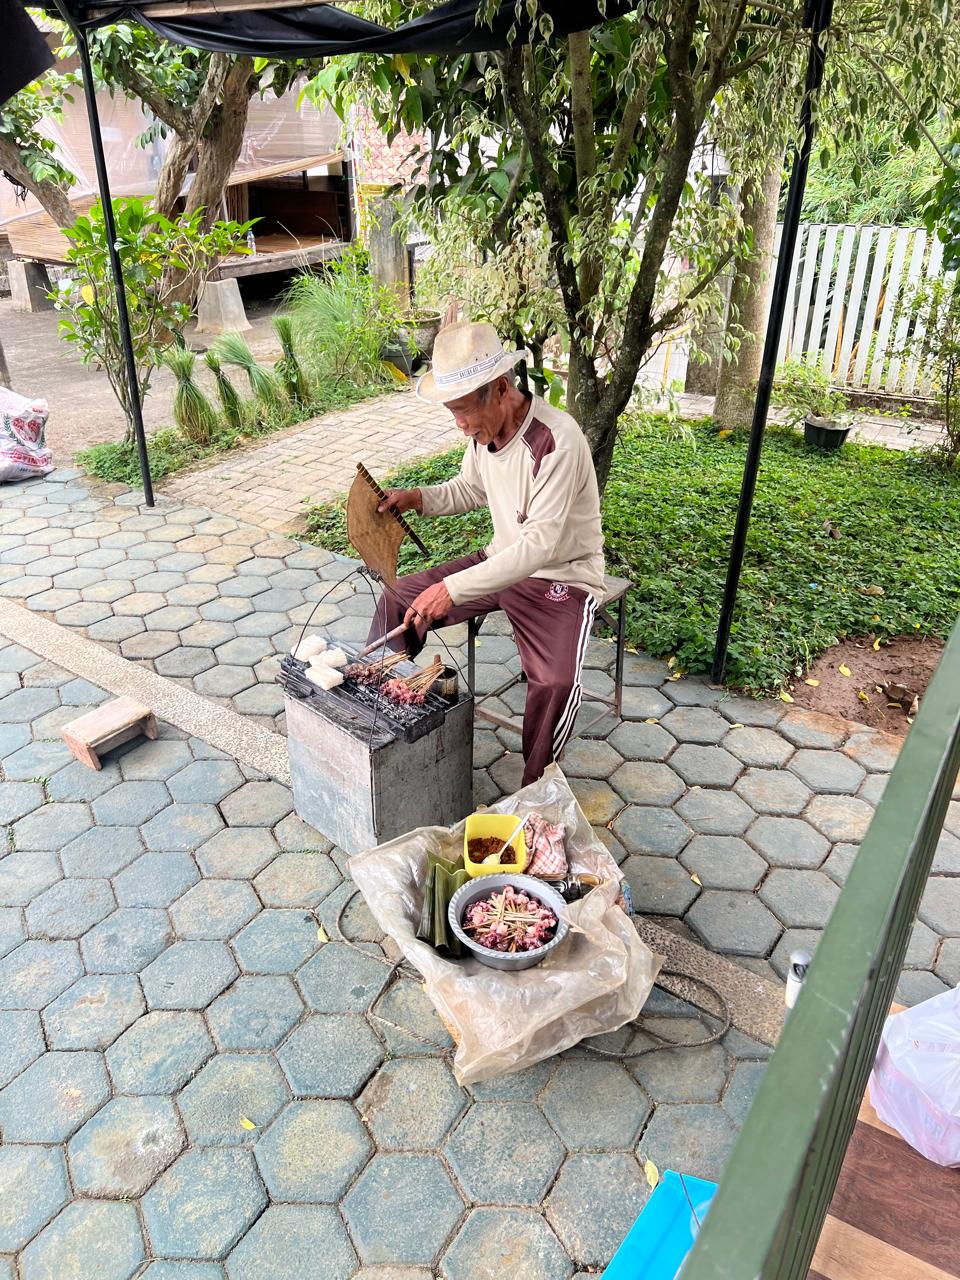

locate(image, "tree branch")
[[0, 137, 75, 228], [647, 245, 737, 340], [861, 50, 952, 165], [111, 65, 193, 137], [491, 136, 528, 240]]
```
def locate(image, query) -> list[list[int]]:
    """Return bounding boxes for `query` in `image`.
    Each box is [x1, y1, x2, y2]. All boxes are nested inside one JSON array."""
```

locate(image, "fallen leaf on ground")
[[667, 656, 677, 669], [316, 924, 329, 943], [690, 872, 702, 886], [872, 638, 881, 650], [729, 722, 745, 730], [240, 1116, 257, 1131], [779, 690, 794, 703], [857, 690, 870, 703], [643, 1159, 660, 1189], [717, 428, 733, 439], [644, 718, 659, 725], [804, 678, 820, 687], [857, 585, 885, 596], [838, 664, 852, 677]]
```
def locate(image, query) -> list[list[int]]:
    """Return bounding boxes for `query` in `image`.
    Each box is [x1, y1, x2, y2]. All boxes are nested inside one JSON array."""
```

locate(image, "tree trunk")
[[184, 57, 254, 230], [684, 177, 733, 396], [0, 138, 75, 229], [155, 131, 196, 220], [713, 158, 783, 429]]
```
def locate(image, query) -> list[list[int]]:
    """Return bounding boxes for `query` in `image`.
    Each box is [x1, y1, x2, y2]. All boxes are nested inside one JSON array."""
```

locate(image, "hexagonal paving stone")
[[3, 739, 72, 780], [620, 686, 673, 720], [61, 827, 143, 878], [746, 815, 830, 869], [113, 591, 166, 617], [843, 730, 901, 772], [226, 1204, 356, 1280], [759, 869, 840, 928], [557, 738, 623, 780], [168, 761, 245, 805], [92, 781, 171, 827], [679, 835, 767, 890], [143, 1148, 267, 1261], [169, 880, 259, 941], [155, 647, 217, 678], [805, 794, 875, 843], [42, 973, 144, 1049], [119, 739, 193, 781], [138, 1264, 227, 1280], [114, 852, 199, 908], [675, 787, 754, 835], [0, 1050, 109, 1141], [296, 942, 390, 1014], [193, 666, 257, 698], [278, 1013, 384, 1097], [344, 1153, 464, 1267], [207, 976, 303, 1050], [141, 803, 224, 850], [603, 721, 675, 762], [788, 748, 866, 795], [0, 907, 24, 959], [936, 937, 960, 986], [19, 1200, 144, 1280], [640, 1101, 738, 1181], [120, 631, 180, 661], [81, 908, 173, 974], [445, 1103, 563, 1205], [68, 1095, 184, 1197], [215, 636, 275, 667], [918, 878, 960, 937], [196, 827, 279, 879], [87, 617, 146, 643], [621, 856, 700, 916], [46, 759, 125, 804], [896, 970, 950, 1004], [178, 1053, 289, 1145], [686, 890, 782, 957], [0, 850, 60, 904], [723, 727, 795, 770], [778, 709, 848, 749], [359, 1058, 466, 1151], [609, 761, 684, 806], [26, 878, 115, 939], [442, 1208, 572, 1280], [542, 1058, 651, 1149], [233, 909, 317, 974], [106, 1008, 214, 1093], [254, 1098, 371, 1203], [220, 781, 292, 828], [141, 941, 238, 1010], [0, 1145, 68, 1252], [0, 1008, 44, 1086], [369, 978, 455, 1057], [253, 851, 339, 909], [0, 939, 81, 1008], [631, 1041, 729, 1103], [13, 802, 92, 851], [199, 598, 254, 623], [734, 768, 812, 816], [0, 686, 59, 722], [722, 1059, 767, 1125], [232, 684, 286, 718], [145, 606, 202, 632], [235, 610, 294, 638], [664, 743, 739, 790], [610, 805, 692, 857], [660, 706, 729, 744], [546, 1153, 648, 1269]]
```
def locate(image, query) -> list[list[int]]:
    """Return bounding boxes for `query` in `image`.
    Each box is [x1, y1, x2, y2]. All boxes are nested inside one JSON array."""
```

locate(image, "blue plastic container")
[[602, 1170, 717, 1279]]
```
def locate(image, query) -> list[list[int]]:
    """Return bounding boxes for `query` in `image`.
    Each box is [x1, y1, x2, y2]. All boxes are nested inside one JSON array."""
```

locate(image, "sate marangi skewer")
[[346, 654, 444, 706]]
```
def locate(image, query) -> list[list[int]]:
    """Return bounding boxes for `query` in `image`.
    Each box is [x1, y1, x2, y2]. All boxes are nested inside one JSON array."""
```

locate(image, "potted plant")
[[399, 308, 443, 361], [772, 359, 853, 451]]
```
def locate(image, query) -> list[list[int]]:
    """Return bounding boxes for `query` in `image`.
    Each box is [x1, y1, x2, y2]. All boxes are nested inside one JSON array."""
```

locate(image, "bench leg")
[[467, 617, 479, 694]]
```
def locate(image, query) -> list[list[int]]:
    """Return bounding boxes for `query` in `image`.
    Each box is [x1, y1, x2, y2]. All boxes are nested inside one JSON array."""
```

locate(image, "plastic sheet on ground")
[[350, 764, 661, 1084], [0, 386, 53, 483]]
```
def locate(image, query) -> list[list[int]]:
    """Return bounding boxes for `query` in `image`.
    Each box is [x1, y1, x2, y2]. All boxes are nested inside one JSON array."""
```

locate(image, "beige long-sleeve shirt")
[[420, 395, 606, 606]]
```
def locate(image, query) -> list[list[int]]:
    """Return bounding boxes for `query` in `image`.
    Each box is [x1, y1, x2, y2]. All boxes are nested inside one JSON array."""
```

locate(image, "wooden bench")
[[61, 696, 157, 771], [466, 573, 631, 739]]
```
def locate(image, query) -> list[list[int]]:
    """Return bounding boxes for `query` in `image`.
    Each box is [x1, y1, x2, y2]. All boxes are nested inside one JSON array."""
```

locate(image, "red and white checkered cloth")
[[524, 814, 567, 878]]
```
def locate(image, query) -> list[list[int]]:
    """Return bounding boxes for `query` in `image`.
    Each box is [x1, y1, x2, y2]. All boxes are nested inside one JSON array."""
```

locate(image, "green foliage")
[[284, 252, 403, 389], [923, 137, 960, 271], [52, 198, 250, 439], [272, 316, 310, 406], [0, 69, 77, 188], [894, 276, 960, 464], [771, 360, 850, 426], [304, 418, 960, 693], [164, 347, 219, 445], [212, 333, 287, 417], [203, 351, 245, 431]]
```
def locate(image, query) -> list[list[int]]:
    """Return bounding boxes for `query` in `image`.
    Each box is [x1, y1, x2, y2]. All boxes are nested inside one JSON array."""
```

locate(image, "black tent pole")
[[710, 0, 833, 684], [54, 6, 155, 507]]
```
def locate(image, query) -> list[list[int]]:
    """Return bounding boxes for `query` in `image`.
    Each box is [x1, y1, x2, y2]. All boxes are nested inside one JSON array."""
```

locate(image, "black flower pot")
[[382, 343, 414, 377], [804, 414, 851, 452]]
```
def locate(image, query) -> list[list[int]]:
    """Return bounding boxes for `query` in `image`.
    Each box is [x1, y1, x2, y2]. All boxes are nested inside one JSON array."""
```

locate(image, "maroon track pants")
[[369, 552, 597, 786]]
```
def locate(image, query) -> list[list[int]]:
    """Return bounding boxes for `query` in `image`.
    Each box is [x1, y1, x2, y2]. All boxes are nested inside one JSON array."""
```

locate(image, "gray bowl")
[[448, 874, 569, 971]]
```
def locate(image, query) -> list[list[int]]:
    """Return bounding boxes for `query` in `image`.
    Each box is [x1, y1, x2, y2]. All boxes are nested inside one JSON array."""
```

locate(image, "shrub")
[[164, 347, 219, 445]]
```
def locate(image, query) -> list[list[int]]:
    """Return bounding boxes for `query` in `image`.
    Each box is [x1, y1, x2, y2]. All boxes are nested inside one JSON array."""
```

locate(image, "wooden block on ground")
[[62, 696, 157, 771]]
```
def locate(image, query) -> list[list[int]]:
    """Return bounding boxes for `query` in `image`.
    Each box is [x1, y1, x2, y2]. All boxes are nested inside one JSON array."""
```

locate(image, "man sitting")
[[369, 320, 605, 786]]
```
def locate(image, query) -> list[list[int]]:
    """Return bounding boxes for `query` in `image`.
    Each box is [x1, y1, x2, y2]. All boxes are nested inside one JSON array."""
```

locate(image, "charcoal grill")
[[279, 643, 475, 853]]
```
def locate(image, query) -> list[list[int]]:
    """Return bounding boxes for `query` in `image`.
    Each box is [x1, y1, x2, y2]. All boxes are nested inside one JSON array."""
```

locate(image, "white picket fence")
[[771, 222, 949, 397]]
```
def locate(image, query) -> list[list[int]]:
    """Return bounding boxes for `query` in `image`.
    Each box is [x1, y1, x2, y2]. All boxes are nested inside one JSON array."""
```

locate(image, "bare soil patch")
[[789, 634, 945, 734]]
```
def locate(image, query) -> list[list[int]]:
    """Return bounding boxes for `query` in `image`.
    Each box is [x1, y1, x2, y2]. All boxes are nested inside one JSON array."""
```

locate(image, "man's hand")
[[404, 580, 453, 629], [378, 487, 422, 516]]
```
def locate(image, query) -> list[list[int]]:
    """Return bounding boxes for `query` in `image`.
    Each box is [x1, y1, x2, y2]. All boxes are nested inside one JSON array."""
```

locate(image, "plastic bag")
[[350, 764, 661, 1084], [0, 386, 53, 483], [869, 984, 960, 1166]]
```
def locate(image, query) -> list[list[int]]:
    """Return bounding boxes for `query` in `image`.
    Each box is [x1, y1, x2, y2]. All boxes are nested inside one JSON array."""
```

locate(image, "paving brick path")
[[1, 467, 958, 1276], [162, 392, 457, 533]]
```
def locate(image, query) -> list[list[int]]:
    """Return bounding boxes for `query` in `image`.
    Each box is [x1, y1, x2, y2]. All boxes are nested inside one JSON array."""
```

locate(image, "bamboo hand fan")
[[346, 462, 428, 586]]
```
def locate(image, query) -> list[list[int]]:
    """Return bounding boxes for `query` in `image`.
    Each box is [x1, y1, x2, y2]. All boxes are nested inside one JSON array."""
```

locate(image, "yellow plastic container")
[[463, 811, 528, 878]]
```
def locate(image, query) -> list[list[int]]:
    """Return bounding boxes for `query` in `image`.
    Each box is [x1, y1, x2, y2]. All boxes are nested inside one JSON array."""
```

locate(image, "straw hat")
[[416, 321, 530, 404]]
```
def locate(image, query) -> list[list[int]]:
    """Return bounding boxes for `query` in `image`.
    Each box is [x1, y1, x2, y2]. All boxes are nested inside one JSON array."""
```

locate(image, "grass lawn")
[[304, 417, 960, 692]]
